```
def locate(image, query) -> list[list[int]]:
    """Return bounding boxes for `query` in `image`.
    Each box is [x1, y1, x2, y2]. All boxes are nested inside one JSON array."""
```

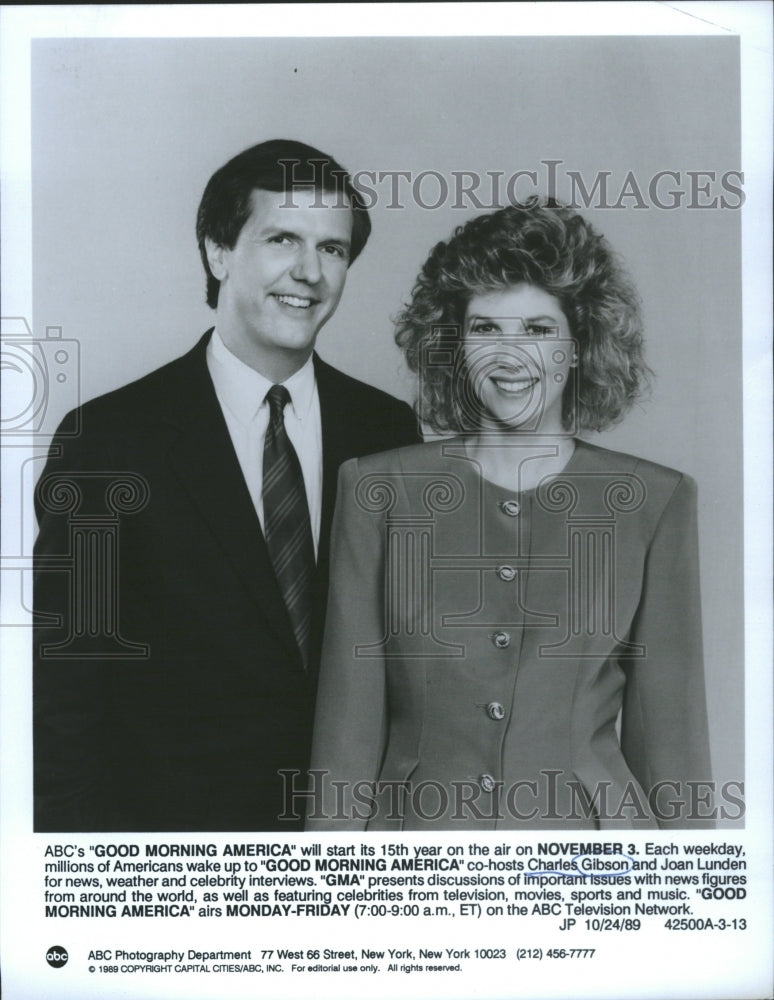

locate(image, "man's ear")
[[205, 237, 228, 281]]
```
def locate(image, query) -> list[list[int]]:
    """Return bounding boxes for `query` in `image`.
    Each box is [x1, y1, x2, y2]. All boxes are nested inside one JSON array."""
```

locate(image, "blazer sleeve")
[[620, 472, 714, 829], [306, 457, 388, 830]]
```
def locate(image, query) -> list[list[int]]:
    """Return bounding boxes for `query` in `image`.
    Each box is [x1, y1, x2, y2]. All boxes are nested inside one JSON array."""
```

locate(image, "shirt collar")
[[208, 329, 316, 425]]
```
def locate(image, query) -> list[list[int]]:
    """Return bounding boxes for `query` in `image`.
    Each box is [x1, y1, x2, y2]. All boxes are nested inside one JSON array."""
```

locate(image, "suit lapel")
[[162, 332, 301, 664], [314, 355, 353, 576], [305, 355, 359, 675]]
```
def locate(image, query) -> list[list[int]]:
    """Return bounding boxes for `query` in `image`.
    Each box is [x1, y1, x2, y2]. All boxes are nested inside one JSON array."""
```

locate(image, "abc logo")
[[46, 946, 69, 968]]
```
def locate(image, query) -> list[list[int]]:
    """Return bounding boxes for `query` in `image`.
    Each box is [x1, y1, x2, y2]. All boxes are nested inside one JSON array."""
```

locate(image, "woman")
[[307, 199, 712, 831]]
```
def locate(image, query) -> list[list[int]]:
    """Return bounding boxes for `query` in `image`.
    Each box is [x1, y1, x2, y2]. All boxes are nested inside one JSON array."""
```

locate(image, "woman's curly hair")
[[395, 198, 650, 433]]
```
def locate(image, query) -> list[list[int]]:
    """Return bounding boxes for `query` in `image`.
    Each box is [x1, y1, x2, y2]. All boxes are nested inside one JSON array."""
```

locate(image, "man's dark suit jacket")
[[33, 331, 420, 832]]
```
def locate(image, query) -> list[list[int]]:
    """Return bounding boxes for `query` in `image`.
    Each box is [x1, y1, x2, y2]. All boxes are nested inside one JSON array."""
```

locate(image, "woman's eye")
[[321, 244, 346, 258], [471, 322, 498, 335], [526, 323, 556, 337]]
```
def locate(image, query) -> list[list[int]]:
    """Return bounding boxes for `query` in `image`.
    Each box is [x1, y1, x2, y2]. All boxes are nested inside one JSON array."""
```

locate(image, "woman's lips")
[[490, 374, 539, 395]]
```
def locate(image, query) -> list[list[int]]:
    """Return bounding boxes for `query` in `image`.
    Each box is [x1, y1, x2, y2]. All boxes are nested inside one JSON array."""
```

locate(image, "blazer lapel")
[[314, 355, 353, 576], [162, 332, 300, 663]]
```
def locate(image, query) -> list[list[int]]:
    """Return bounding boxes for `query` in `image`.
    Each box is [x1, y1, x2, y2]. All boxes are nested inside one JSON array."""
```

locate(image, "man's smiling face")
[[206, 186, 353, 379]]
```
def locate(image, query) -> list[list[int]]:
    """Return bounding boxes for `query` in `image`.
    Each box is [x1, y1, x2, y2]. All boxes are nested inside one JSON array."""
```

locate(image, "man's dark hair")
[[196, 138, 371, 308]]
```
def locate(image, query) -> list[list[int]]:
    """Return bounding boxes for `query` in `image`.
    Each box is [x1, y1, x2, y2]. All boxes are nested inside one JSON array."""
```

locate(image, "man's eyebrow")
[[259, 225, 351, 249], [260, 225, 298, 238]]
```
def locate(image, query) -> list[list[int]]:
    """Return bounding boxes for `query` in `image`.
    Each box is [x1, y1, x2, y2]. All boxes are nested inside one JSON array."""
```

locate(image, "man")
[[33, 139, 420, 832]]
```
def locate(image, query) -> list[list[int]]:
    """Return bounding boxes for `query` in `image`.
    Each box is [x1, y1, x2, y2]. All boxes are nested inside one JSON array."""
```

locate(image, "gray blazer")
[[307, 438, 712, 830]]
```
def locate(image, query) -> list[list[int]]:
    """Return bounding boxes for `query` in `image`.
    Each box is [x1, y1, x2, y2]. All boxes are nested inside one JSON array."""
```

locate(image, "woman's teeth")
[[492, 375, 537, 394]]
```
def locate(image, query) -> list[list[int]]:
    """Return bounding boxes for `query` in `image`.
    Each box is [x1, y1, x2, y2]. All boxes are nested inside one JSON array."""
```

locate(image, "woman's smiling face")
[[463, 283, 575, 433]]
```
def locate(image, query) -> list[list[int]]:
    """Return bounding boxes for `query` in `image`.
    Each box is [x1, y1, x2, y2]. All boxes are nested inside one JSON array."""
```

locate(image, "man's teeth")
[[275, 294, 313, 309]]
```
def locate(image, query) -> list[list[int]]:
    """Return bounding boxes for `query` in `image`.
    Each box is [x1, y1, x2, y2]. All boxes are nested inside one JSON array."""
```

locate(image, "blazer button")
[[499, 499, 521, 517], [486, 701, 505, 721], [497, 565, 516, 582], [479, 773, 497, 793], [491, 631, 511, 649]]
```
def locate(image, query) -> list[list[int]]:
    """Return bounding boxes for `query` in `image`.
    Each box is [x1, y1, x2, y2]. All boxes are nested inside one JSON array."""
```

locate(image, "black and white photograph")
[[1, 4, 771, 999]]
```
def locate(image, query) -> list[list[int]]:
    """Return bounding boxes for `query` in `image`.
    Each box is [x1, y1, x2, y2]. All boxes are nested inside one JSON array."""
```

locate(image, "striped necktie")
[[262, 384, 315, 669]]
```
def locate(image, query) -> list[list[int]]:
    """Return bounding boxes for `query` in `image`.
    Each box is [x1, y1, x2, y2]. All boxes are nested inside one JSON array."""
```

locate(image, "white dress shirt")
[[206, 329, 323, 555]]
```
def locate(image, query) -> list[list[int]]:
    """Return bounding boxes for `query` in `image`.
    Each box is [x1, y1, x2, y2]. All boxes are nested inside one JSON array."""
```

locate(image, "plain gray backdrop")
[[31, 35, 743, 812]]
